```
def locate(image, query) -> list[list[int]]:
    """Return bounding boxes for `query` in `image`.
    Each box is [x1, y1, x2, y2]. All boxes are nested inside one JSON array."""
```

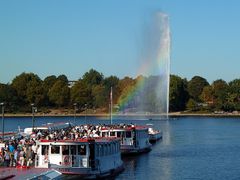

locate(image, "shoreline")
[[2, 112, 240, 118]]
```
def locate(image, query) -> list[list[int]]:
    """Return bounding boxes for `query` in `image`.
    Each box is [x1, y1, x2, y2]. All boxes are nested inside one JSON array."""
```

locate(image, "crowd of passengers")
[[0, 123, 135, 167]]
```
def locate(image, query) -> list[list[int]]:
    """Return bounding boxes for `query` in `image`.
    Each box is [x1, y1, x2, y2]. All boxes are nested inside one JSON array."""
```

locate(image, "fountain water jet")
[[118, 12, 171, 119]]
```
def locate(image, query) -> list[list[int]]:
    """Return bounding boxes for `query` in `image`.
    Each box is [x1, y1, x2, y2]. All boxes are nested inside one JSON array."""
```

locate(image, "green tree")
[[11, 72, 43, 105], [92, 85, 107, 108], [186, 98, 198, 111], [117, 77, 136, 110], [104, 76, 120, 104], [48, 80, 70, 107], [187, 76, 209, 102], [43, 75, 58, 106], [70, 80, 91, 108], [26, 78, 45, 105], [57, 74, 68, 84], [229, 79, 240, 110], [212, 79, 229, 110], [82, 69, 103, 87], [200, 85, 213, 103], [0, 84, 18, 110], [118, 76, 136, 94], [43, 75, 57, 92], [169, 75, 188, 111], [104, 76, 119, 89]]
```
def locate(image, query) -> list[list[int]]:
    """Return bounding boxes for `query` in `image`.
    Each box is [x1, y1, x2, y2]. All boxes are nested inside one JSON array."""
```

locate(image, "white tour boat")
[[99, 124, 152, 154], [147, 124, 162, 143], [24, 122, 73, 135], [35, 137, 124, 179]]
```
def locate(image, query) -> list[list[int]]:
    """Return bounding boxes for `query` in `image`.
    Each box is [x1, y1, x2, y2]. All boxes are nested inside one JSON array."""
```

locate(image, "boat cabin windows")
[[126, 131, 132, 138], [117, 132, 121, 137], [51, 145, 60, 154], [41, 145, 49, 155], [70, 145, 77, 155], [46, 144, 88, 156], [62, 145, 70, 155], [78, 145, 86, 155], [110, 132, 115, 137]]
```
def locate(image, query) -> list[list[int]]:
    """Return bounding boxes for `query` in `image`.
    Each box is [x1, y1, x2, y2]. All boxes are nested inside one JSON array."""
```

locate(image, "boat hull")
[[120, 145, 152, 155], [56, 164, 124, 179]]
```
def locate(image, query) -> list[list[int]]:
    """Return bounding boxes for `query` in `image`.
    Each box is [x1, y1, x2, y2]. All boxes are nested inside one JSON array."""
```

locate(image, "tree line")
[[0, 69, 240, 113]]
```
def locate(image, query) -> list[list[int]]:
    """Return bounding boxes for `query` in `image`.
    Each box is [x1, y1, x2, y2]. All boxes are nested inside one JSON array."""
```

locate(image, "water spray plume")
[[118, 12, 171, 118]]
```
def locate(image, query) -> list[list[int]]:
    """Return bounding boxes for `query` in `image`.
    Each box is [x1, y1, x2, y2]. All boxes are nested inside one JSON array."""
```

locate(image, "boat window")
[[117, 132, 121, 137], [110, 132, 115, 137], [70, 145, 77, 155], [126, 131, 132, 138], [78, 145, 86, 155], [122, 131, 125, 138], [51, 145, 60, 154], [41, 145, 49, 155], [62, 145, 69, 155], [102, 132, 106, 137]]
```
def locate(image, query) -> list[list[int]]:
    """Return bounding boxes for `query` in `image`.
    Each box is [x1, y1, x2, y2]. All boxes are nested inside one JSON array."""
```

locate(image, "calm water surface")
[[3, 116, 240, 180]]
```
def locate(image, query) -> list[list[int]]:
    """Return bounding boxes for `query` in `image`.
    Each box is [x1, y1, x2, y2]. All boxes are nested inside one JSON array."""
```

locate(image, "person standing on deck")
[[4, 150, 10, 167], [19, 149, 25, 166], [9, 142, 15, 166], [13, 149, 18, 167]]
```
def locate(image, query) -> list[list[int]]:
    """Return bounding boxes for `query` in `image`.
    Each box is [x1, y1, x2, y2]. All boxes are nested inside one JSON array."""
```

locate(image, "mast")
[[110, 86, 113, 124]]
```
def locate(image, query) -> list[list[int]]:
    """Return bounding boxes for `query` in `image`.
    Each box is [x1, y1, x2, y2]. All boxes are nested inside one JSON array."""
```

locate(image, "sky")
[[0, 0, 240, 84]]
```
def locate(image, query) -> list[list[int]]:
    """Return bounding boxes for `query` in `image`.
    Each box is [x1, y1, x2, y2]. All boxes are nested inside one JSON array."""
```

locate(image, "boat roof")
[[24, 122, 73, 134], [100, 125, 148, 131], [26, 122, 72, 130], [38, 137, 120, 144], [0, 132, 16, 136]]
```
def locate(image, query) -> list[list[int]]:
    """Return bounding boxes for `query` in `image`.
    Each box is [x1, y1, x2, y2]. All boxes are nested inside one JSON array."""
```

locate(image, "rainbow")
[[117, 76, 146, 111]]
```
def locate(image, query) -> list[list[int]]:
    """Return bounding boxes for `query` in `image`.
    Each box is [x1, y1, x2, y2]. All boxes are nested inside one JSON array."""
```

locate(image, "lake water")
[[2, 116, 240, 180]]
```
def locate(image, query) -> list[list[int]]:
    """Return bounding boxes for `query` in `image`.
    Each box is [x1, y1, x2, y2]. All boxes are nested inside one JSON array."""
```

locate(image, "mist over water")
[[121, 12, 171, 116]]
